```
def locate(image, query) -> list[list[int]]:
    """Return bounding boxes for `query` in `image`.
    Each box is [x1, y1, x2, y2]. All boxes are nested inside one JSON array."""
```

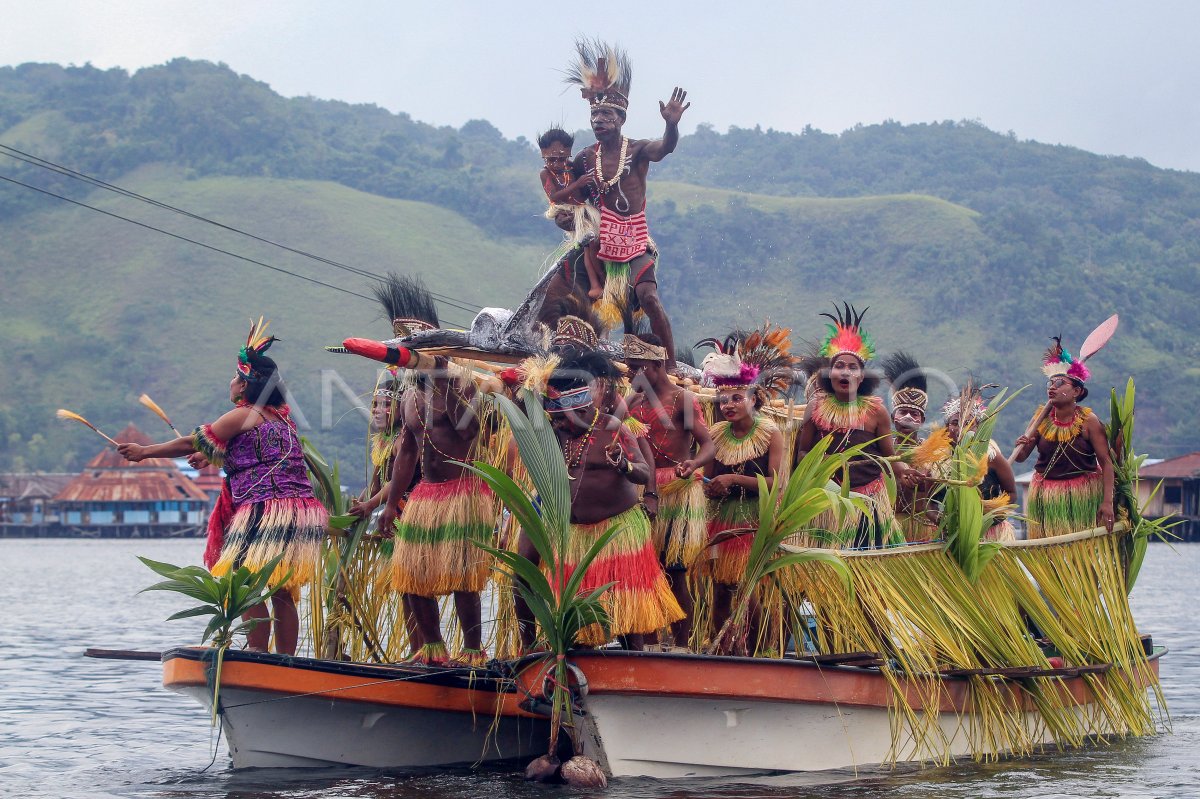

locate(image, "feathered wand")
[[56, 409, 119, 447], [138, 393, 182, 437]]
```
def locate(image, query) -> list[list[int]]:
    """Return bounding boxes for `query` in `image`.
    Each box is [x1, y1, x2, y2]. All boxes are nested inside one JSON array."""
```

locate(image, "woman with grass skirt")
[[1014, 336, 1115, 538], [118, 320, 326, 655], [695, 327, 790, 653], [795, 305, 906, 548]]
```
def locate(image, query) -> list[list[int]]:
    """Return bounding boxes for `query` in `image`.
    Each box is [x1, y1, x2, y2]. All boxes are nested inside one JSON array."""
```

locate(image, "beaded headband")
[[545, 385, 594, 413]]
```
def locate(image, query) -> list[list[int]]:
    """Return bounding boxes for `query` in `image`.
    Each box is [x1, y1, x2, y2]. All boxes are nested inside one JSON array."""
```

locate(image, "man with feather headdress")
[[559, 39, 689, 369]]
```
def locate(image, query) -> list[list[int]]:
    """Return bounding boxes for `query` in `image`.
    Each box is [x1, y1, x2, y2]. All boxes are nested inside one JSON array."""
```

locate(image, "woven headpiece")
[[623, 334, 666, 362], [565, 39, 632, 114], [552, 315, 599, 352], [236, 317, 277, 381], [697, 324, 794, 395], [818, 302, 875, 364], [882, 351, 928, 415]]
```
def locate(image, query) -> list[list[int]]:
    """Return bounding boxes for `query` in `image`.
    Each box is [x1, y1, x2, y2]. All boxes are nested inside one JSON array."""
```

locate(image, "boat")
[[160, 647, 549, 769], [159, 637, 1165, 778], [558, 646, 1166, 778]]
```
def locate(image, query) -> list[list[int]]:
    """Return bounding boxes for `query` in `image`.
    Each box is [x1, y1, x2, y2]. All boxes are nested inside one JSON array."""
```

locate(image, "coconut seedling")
[[464, 389, 618, 786], [139, 553, 290, 725]]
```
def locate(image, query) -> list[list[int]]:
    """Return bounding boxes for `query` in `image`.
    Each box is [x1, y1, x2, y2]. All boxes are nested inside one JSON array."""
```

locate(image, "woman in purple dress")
[[119, 320, 326, 655]]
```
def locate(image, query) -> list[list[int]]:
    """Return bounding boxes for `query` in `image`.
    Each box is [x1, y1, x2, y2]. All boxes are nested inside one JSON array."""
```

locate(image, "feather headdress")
[[942, 390, 988, 424], [237, 317, 277, 381], [818, 302, 875, 364], [697, 324, 795, 395], [372, 273, 439, 338], [882, 351, 928, 416], [564, 39, 632, 114], [1039, 315, 1119, 396], [1041, 336, 1090, 383]]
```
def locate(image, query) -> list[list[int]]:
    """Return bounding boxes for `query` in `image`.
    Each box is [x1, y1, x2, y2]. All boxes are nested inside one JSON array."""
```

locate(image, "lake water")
[[1, 539, 1195, 798]]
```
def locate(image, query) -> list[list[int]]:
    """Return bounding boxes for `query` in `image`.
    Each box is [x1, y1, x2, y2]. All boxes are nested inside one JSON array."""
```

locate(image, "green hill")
[[0, 166, 546, 477], [2, 58, 1199, 479]]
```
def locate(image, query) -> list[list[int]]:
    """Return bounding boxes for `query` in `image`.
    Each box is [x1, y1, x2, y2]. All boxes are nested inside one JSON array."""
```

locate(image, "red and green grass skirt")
[[700, 496, 759, 586], [652, 468, 708, 570], [1026, 470, 1103, 539], [391, 476, 497, 597], [560, 505, 684, 645], [210, 496, 328, 595]]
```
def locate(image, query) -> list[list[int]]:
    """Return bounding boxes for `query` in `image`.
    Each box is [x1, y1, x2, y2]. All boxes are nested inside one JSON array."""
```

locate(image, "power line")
[[0, 172, 378, 302], [0, 143, 486, 316]]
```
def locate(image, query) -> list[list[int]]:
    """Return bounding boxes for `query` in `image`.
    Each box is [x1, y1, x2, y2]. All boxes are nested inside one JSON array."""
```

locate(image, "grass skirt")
[[1027, 470, 1103, 539], [653, 468, 708, 570], [812, 477, 901, 548], [984, 518, 1017, 542], [211, 496, 327, 593], [391, 477, 496, 597], [700, 497, 759, 586], [562, 505, 684, 645]]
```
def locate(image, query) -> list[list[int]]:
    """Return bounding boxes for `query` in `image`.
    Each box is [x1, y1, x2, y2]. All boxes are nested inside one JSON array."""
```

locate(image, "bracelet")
[[622, 458, 633, 474]]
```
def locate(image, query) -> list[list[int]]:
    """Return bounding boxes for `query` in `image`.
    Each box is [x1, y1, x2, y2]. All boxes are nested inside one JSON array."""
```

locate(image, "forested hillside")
[[2, 59, 1197, 480]]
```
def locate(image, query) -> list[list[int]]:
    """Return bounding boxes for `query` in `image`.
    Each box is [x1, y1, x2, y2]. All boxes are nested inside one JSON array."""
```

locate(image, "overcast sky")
[[2, 0, 1197, 172]]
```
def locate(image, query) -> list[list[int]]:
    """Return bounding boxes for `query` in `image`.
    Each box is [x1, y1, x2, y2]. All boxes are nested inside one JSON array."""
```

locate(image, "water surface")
[[1, 539, 1194, 798]]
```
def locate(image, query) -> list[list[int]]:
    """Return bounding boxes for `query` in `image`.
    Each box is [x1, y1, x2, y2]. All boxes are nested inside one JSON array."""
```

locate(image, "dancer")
[[538, 127, 604, 301], [941, 389, 1018, 541], [1013, 334, 1116, 537], [346, 340, 497, 666], [564, 39, 689, 366], [882, 352, 936, 541], [794, 304, 905, 547], [626, 332, 715, 646], [696, 327, 791, 653], [118, 320, 325, 655], [531, 348, 684, 650]]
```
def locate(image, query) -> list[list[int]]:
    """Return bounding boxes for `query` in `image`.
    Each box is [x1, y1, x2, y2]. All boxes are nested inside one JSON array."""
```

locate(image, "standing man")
[[565, 40, 689, 368], [625, 333, 714, 647], [343, 341, 497, 666]]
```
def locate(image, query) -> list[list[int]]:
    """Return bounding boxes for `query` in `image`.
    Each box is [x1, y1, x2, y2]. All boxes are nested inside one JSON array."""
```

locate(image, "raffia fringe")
[[594, 260, 630, 329], [697, 498, 758, 585], [1027, 470, 1103, 539], [391, 477, 497, 596], [561, 506, 683, 644], [810, 476, 900, 547], [653, 469, 708, 569], [711, 416, 777, 465], [210, 496, 327, 591]]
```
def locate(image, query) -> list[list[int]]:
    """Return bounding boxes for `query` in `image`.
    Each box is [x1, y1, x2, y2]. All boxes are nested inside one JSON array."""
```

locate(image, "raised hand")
[[659, 87, 691, 126]]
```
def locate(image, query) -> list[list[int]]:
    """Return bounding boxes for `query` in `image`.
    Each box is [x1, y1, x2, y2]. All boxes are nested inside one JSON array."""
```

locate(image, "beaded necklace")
[[561, 407, 601, 471], [593, 137, 629, 192], [1037, 405, 1090, 443]]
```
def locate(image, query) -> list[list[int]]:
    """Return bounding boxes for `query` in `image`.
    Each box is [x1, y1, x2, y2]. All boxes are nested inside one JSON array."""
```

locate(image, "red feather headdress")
[[818, 303, 875, 364]]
